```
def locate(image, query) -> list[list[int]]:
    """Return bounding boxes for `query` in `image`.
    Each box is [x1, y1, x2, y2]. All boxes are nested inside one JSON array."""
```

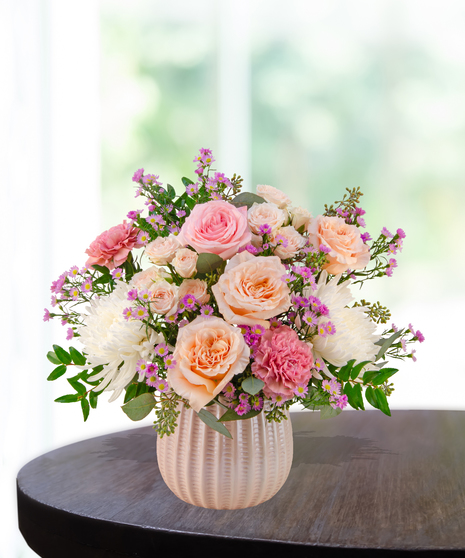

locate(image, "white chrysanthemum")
[[305, 272, 380, 374], [79, 282, 164, 402]]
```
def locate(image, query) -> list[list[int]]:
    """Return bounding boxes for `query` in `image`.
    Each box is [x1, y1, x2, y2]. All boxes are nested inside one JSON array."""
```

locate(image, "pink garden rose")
[[273, 225, 306, 259], [172, 248, 198, 278], [211, 251, 291, 328], [85, 221, 142, 270], [256, 184, 291, 208], [176, 200, 251, 260], [145, 235, 180, 266], [167, 316, 250, 411], [148, 279, 178, 315], [252, 325, 314, 399], [247, 202, 287, 235], [307, 215, 370, 274], [178, 278, 210, 305]]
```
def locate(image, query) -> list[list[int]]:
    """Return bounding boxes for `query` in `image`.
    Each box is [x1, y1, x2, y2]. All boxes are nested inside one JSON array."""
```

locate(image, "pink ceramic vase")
[[156, 402, 293, 509]]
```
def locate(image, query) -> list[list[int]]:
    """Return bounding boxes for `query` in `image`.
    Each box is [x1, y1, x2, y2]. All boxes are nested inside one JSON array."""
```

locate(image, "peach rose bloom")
[[130, 266, 165, 289], [145, 235, 180, 265], [148, 279, 178, 315], [178, 278, 210, 305], [172, 248, 198, 278], [247, 202, 287, 235], [308, 215, 370, 274], [291, 206, 312, 232], [167, 316, 250, 411], [177, 200, 251, 260], [273, 226, 306, 259], [211, 251, 291, 328], [256, 185, 291, 209]]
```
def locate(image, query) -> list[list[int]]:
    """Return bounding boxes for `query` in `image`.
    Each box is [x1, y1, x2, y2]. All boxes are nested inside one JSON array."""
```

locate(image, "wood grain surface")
[[17, 410, 465, 557]]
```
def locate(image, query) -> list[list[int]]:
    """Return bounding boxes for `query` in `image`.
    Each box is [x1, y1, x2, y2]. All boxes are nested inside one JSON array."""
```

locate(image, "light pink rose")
[[291, 206, 312, 232], [308, 215, 370, 274], [178, 279, 210, 305], [256, 185, 291, 208], [247, 202, 287, 235], [85, 221, 142, 270], [252, 325, 314, 399], [176, 200, 251, 260], [130, 266, 166, 289], [148, 279, 178, 315], [211, 251, 291, 328], [172, 248, 198, 278], [167, 316, 250, 411], [273, 226, 306, 259], [145, 235, 181, 265]]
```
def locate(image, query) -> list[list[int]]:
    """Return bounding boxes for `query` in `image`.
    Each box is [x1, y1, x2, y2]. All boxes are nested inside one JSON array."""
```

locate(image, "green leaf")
[[54, 394, 79, 403], [374, 388, 391, 416], [185, 196, 196, 210], [69, 347, 86, 366], [53, 345, 72, 365], [371, 368, 399, 386], [338, 359, 356, 381], [47, 351, 61, 365], [182, 177, 194, 187], [167, 184, 176, 200], [365, 386, 379, 409], [124, 382, 138, 404], [241, 376, 265, 396], [376, 361, 388, 368], [121, 393, 156, 421], [375, 330, 404, 361], [196, 253, 224, 273], [67, 377, 87, 395], [230, 192, 266, 209], [81, 398, 90, 421], [91, 264, 111, 276], [197, 409, 232, 438], [220, 408, 262, 421], [320, 405, 343, 419], [89, 365, 104, 376], [47, 365, 67, 381], [350, 360, 372, 380], [351, 383, 365, 410], [89, 390, 98, 409]]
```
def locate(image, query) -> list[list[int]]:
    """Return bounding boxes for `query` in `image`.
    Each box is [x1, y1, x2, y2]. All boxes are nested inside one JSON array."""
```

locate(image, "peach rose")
[[171, 248, 198, 278], [247, 202, 287, 235], [273, 226, 306, 259], [167, 316, 250, 411], [130, 266, 166, 289], [85, 221, 142, 270], [308, 215, 370, 274], [177, 200, 251, 260], [178, 279, 210, 305], [211, 252, 291, 328], [291, 206, 312, 232], [148, 279, 178, 315], [145, 235, 180, 265], [256, 185, 291, 209]]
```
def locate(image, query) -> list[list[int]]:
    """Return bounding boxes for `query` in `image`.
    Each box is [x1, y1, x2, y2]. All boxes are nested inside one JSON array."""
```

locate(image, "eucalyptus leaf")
[[220, 408, 262, 422], [230, 192, 266, 209], [320, 406, 343, 419], [196, 253, 224, 274], [47, 351, 61, 365], [52, 345, 72, 365], [124, 382, 138, 404], [55, 394, 79, 403], [375, 330, 404, 361], [241, 376, 265, 395], [47, 365, 67, 381], [197, 409, 232, 438], [167, 184, 176, 199], [182, 177, 194, 187], [121, 393, 156, 421]]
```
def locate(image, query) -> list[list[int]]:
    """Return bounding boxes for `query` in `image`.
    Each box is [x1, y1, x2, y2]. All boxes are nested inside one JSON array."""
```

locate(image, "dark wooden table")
[[17, 410, 465, 557]]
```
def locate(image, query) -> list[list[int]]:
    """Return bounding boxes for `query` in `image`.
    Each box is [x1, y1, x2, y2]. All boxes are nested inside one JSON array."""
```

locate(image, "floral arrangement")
[[44, 149, 424, 439]]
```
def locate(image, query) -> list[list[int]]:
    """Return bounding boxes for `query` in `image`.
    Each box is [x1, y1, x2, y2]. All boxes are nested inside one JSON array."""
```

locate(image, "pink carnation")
[[251, 325, 313, 399], [85, 221, 142, 270]]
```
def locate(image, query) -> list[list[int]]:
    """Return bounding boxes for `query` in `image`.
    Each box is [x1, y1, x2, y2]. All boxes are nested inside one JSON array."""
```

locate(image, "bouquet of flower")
[[44, 148, 424, 439]]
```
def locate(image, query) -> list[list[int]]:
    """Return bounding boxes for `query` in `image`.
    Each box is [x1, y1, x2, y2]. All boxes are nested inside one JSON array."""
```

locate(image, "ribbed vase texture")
[[157, 403, 293, 509]]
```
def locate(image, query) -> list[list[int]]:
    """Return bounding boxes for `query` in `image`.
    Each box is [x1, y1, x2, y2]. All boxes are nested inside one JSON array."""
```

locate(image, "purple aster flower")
[[251, 397, 264, 411], [325, 321, 336, 335], [146, 373, 159, 387], [155, 377, 169, 393], [127, 289, 138, 301], [391, 323, 398, 332], [396, 228, 406, 239], [401, 339, 407, 352], [181, 294, 197, 309], [136, 359, 148, 374], [356, 216, 366, 227], [235, 402, 251, 416], [308, 296, 321, 311], [319, 244, 331, 254], [281, 273, 296, 284], [270, 393, 287, 407], [200, 305, 214, 317], [66, 328, 74, 340], [133, 306, 148, 320], [178, 318, 189, 328], [111, 268, 123, 280], [155, 344, 169, 357], [123, 307, 133, 321], [269, 318, 281, 328], [411, 349, 417, 362], [302, 311, 318, 327], [250, 324, 266, 336], [164, 355, 177, 369], [361, 232, 372, 243], [186, 183, 199, 195], [43, 308, 51, 322], [132, 168, 144, 182], [68, 265, 79, 278], [51, 295, 57, 307], [415, 330, 425, 343], [319, 304, 329, 317], [244, 243, 258, 255], [274, 234, 288, 247], [239, 393, 249, 404], [137, 230, 150, 245], [164, 313, 178, 324], [381, 227, 393, 238], [322, 379, 331, 393], [223, 382, 236, 398], [80, 278, 93, 293], [176, 209, 186, 218], [259, 224, 273, 235], [293, 383, 309, 397], [69, 287, 80, 300], [138, 289, 151, 302], [318, 323, 328, 338], [329, 379, 341, 396], [50, 275, 66, 294]]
